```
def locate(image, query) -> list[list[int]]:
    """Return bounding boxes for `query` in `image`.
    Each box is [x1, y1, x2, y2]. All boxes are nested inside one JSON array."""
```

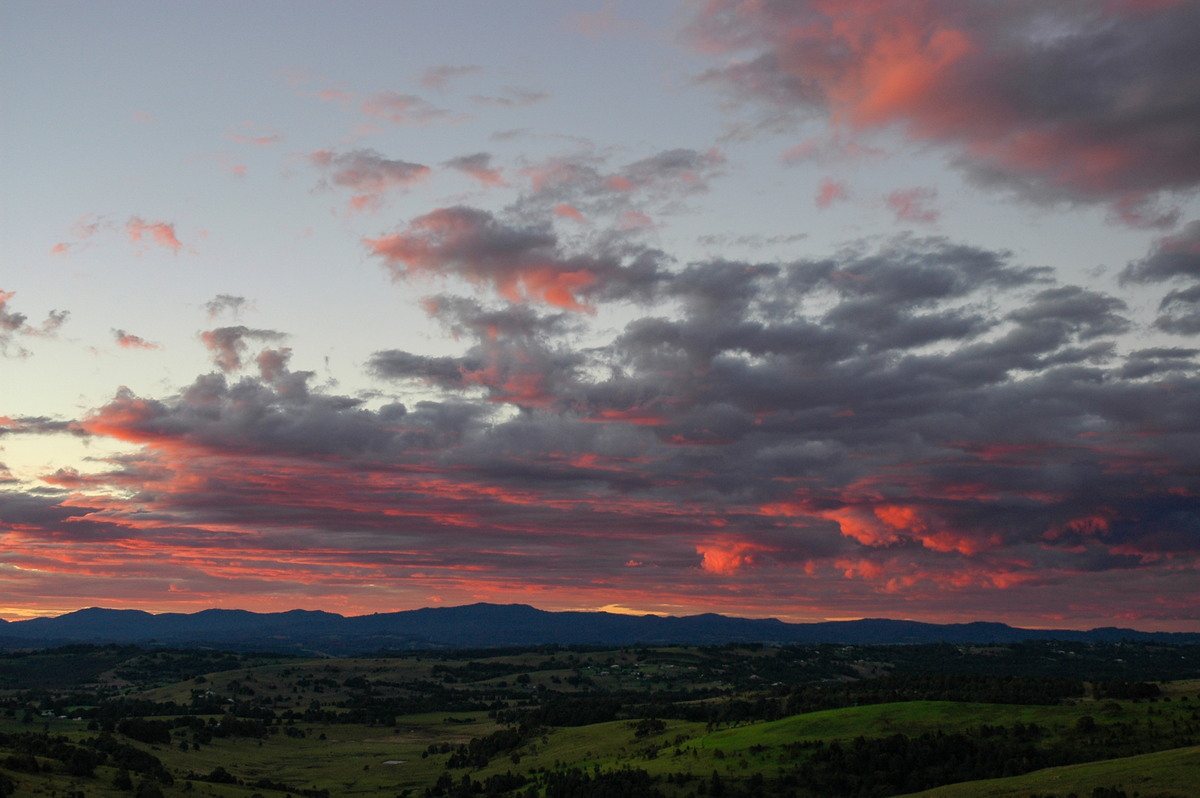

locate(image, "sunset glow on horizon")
[[2, 1, 1199, 632]]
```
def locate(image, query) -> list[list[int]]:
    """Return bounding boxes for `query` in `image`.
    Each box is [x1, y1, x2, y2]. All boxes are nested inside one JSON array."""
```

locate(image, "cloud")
[[886, 187, 939, 224], [696, 232, 808, 250], [697, 538, 773, 575], [361, 91, 465, 126], [0, 290, 31, 356], [562, 3, 646, 39], [50, 214, 104, 256], [444, 152, 505, 186], [816, 178, 849, 208], [515, 147, 726, 224], [1120, 220, 1200, 333], [226, 124, 283, 146], [126, 217, 182, 251], [7, 227, 1199, 627], [471, 87, 551, 108], [419, 64, 482, 90], [620, 148, 726, 196], [1121, 221, 1200, 285], [113, 329, 159, 350], [199, 326, 287, 372], [1, 290, 68, 357], [1107, 194, 1181, 230], [364, 205, 666, 311], [310, 148, 430, 212], [553, 204, 586, 223], [686, 1, 1200, 215], [420, 294, 578, 343], [1154, 286, 1200, 335], [204, 294, 251, 319]]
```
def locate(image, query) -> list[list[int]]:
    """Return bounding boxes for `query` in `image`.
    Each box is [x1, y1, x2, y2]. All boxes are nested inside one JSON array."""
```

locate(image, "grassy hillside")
[[900, 745, 1200, 798]]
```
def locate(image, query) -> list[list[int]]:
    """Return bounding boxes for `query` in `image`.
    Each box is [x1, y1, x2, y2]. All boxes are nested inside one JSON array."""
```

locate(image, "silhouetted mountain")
[[0, 603, 1194, 655]]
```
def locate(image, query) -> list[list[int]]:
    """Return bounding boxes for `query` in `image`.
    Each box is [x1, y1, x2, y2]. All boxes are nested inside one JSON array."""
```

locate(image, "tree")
[[134, 780, 165, 798]]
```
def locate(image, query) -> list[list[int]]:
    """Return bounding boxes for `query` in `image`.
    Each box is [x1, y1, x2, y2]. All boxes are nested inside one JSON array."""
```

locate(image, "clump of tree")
[[1094, 680, 1161, 700], [446, 726, 529, 769], [540, 767, 662, 798]]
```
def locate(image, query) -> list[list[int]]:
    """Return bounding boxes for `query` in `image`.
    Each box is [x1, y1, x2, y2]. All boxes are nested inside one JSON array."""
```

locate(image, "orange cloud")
[[821, 506, 902, 547], [697, 538, 772, 575]]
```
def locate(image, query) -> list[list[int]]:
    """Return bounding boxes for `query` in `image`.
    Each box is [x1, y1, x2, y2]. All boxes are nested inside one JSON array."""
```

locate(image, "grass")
[[898, 744, 1200, 798], [698, 700, 1095, 750]]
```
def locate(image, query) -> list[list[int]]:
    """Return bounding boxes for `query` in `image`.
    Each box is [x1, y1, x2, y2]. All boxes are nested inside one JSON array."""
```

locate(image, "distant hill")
[[1, 603, 1195, 655]]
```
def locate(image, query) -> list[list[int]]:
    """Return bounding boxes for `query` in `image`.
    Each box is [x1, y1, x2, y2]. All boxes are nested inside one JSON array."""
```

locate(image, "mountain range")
[[2, 604, 1197, 655]]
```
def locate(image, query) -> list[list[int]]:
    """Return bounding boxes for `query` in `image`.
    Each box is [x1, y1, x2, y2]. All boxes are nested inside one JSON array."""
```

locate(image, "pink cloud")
[[552, 204, 586, 223], [816, 177, 849, 208], [362, 91, 464, 126], [126, 217, 182, 251], [886, 187, 939, 224], [620, 210, 654, 230], [114, 329, 159, 350]]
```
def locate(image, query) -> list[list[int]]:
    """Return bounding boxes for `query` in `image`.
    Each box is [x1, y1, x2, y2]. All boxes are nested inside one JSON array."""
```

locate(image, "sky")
[[2, 1, 1199, 631]]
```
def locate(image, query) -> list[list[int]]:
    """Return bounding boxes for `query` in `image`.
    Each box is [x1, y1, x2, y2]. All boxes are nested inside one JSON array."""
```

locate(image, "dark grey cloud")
[[1121, 220, 1200, 334], [421, 294, 579, 342], [1155, 285, 1200, 335], [1007, 286, 1130, 341], [369, 350, 481, 387], [1121, 221, 1200, 285]]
